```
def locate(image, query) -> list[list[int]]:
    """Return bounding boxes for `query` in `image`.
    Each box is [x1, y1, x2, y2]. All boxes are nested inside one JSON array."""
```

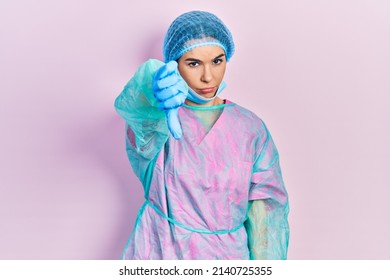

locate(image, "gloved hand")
[[152, 61, 188, 139]]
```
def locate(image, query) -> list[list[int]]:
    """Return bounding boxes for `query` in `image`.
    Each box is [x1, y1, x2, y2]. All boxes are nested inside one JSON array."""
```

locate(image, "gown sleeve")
[[244, 120, 290, 260], [114, 59, 169, 187]]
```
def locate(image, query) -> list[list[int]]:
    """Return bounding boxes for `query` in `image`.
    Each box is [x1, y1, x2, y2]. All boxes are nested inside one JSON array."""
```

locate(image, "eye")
[[213, 58, 223, 65], [188, 61, 200, 67]]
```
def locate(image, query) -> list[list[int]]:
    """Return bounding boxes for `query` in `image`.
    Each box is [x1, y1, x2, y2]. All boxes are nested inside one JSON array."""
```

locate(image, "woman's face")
[[178, 45, 226, 100]]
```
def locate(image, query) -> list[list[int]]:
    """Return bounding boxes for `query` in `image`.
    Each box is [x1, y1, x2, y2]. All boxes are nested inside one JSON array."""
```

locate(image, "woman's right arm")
[[114, 59, 169, 182]]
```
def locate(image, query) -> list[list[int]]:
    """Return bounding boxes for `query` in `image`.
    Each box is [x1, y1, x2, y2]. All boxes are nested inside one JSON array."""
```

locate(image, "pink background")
[[1, 0, 389, 259]]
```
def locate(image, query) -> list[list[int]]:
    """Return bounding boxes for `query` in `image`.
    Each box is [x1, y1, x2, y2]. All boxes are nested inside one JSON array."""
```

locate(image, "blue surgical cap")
[[163, 11, 235, 62]]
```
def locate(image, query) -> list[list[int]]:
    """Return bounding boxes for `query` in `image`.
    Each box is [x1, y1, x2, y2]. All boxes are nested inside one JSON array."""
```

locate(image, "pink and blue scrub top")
[[114, 59, 289, 259]]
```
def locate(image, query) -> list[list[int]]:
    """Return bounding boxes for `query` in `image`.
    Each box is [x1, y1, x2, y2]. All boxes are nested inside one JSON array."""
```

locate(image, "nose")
[[200, 65, 212, 83]]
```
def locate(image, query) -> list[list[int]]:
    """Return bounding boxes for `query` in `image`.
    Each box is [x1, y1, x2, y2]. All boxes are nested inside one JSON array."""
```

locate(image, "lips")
[[198, 87, 216, 94]]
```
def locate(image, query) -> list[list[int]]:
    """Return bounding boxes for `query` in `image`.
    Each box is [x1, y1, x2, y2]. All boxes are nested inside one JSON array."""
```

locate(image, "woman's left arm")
[[244, 121, 290, 260]]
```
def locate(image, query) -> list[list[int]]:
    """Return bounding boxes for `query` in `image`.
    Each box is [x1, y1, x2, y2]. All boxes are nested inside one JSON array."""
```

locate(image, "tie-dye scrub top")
[[114, 59, 289, 260]]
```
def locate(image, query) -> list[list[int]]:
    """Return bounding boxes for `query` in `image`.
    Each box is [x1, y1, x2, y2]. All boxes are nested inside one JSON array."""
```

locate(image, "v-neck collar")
[[181, 101, 235, 145]]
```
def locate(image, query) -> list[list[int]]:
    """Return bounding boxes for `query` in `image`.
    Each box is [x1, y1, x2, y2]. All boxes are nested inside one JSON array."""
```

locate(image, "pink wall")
[[0, 0, 389, 259]]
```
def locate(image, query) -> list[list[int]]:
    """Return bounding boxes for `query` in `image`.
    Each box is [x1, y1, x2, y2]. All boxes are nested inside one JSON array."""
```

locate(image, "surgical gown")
[[115, 59, 289, 260]]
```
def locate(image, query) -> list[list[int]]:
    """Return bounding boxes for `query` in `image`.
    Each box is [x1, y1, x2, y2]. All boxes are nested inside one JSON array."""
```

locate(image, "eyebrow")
[[184, 53, 225, 62]]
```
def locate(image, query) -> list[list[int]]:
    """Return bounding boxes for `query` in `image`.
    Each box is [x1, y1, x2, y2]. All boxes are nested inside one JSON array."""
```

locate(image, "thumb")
[[165, 108, 182, 140]]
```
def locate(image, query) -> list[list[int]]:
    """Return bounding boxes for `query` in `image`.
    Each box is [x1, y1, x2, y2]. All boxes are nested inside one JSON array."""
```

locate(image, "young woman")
[[115, 10, 289, 260]]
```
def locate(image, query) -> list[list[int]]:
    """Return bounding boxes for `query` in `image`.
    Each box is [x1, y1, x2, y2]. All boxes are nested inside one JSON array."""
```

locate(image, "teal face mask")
[[186, 81, 226, 104]]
